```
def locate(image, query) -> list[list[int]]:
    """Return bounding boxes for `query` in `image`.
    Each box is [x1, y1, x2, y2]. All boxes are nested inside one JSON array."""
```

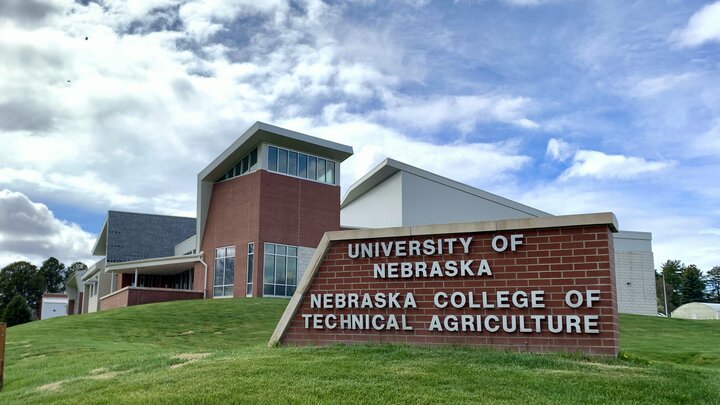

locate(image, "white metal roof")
[[341, 158, 551, 218]]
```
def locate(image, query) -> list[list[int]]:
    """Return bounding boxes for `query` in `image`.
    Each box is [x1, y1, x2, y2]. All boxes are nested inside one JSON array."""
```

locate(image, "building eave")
[[105, 254, 201, 274], [341, 158, 552, 219], [91, 216, 109, 256]]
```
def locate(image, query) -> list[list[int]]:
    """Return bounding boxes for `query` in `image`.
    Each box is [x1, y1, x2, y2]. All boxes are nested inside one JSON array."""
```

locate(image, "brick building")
[[82, 122, 656, 315]]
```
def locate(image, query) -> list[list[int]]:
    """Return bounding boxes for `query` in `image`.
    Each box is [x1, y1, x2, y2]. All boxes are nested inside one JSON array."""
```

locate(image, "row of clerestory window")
[[267, 146, 336, 184], [217, 148, 258, 182]]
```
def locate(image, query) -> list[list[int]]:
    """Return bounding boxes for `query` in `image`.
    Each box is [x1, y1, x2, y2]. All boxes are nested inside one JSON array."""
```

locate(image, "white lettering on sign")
[[347, 237, 474, 259], [491, 234, 524, 252], [300, 232, 608, 338], [373, 260, 493, 279], [433, 291, 545, 309], [427, 314, 600, 334]]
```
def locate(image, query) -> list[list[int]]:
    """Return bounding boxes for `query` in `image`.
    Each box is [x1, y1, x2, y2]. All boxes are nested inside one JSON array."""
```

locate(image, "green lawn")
[[3, 298, 719, 404]]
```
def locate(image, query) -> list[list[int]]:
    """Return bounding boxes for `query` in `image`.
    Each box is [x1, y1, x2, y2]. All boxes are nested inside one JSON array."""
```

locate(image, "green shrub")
[[4, 294, 31, 326]]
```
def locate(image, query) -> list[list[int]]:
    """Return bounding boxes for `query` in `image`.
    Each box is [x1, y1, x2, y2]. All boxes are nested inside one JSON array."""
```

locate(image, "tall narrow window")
[[326, 160, 335, 184], [308, 156, 317, 181], [246, 243, 254, 296], [268, 146, 278, 171], [278, 148, 288, 173], [288, 151, 298, 176], [263, 243, 298, 297], [214, 246, 235, 297], [298, 154, 307, 178], [317, 159, 326, 182]]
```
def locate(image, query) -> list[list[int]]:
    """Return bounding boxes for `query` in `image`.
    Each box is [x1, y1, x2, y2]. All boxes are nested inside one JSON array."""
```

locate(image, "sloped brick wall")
[[281, 225, 619, 356]]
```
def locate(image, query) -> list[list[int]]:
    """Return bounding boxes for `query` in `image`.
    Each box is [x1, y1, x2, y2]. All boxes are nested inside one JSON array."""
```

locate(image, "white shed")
[[671, 302, 720, 320], [40, 294, 68, 320]]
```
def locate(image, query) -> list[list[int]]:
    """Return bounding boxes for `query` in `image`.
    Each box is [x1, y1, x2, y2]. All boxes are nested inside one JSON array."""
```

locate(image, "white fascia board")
[[104, 254, 201, 272], [341, 158, 551, 218], [90, 215, 109, 256], [81, 258, 107, 281]]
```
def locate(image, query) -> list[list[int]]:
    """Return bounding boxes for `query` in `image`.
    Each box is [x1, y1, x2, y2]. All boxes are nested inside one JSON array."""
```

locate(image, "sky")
[[0, 0, 719, 271]]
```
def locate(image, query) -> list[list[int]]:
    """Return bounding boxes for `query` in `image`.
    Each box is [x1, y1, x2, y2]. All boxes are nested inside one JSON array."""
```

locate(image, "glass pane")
[[214, 286, 223, 297], [264, 284, 274, 296], [276, 245, 287, 255], [250, 149, 257, 166], [308, 156, 317, 180], [224, 285, 233, 297], [225, 258, 235, 285], [268, 146, 278, 171], [233, 162, 243, 177], [278, 148, 288, 173], [248, 243, 254, 254], [275, 285, 287, 297], [326, 161, 335, 184], [287, 286, 296, 296], [246, 255, 253, 283], [317, 159, 326, 182], [246, 283, 252, 295], [264, 254, 274, 281], [214, 260, 224, 285], [275, 257, 286, 284], [298, 154, 307, 178], [215, 247, 225, 257], [242, 156, 250, 174], [288, 151, 298, 176], [265, 243, 275, 254], [287, 247, 297, 256], [287, 258, 297, 285]]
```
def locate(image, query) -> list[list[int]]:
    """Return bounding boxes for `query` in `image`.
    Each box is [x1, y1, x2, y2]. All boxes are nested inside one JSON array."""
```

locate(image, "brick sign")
[[270, 213, 620, 356]]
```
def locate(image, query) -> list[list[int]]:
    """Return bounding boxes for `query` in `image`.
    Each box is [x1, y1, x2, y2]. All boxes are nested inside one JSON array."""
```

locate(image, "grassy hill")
[[3, 298, 720, 404]]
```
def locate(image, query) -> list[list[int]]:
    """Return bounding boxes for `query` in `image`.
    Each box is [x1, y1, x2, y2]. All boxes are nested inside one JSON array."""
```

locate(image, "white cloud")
[[629, 72, 698, 98], [280, 119, 532, 194], [671, 1, 720, 47], [545, 138, 574, 162], [0, 189, 96, 268], [559, 150, 675, 180], [382, 95, 538, 134]]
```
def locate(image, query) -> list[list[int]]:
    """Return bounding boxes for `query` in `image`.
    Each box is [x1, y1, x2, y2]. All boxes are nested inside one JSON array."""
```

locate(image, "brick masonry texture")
[[281, 225, 620, 356], [198, 170, 340, 298], [100, 287, 203, 310]]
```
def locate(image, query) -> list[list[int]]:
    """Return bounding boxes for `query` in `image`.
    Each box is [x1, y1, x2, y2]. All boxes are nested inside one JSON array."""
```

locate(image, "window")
[[246, 243, 254, 296], [288, 151, 298, 176], [214, 246, 235, 297], [263, 243, 298, 297], [216, 148, 259, 182], [268, 146, 278, 171], [267, 145, 336, 185], [298, 154, 307, 178]]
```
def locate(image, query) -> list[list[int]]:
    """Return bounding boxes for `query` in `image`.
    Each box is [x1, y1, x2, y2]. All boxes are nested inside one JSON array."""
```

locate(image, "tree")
[[707, 266, 720, 303], [39, 257, 66, 293], [679, 264, 706, 304], [3, 295, 31, 326], [0, 261, 45, 315], [66, 262, 88, 282], [660, 260, 683, 308]]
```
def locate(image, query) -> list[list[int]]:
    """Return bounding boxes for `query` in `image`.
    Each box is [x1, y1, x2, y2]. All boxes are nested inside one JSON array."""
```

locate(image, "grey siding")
[[401, 171, 547, 225], [340, 171, 403, 228]]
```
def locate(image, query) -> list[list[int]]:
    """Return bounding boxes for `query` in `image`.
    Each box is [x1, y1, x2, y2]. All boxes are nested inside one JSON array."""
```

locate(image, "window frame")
[[213, 246, 235, 298], [266, 144, 338, 185], [262, 242, 299, 298]]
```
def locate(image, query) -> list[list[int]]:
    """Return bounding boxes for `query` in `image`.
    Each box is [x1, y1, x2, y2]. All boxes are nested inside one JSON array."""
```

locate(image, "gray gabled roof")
[[341, 158, 551, 218], [93, 211, 196, 263]]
